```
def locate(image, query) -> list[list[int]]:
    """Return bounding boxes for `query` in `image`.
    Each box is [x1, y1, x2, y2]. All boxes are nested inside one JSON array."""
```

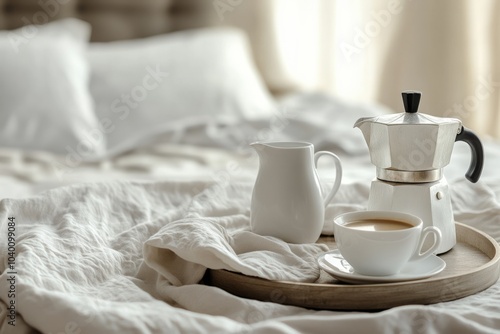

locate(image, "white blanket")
[[1, 93, 500, 333], [1, 178, 500, 334]]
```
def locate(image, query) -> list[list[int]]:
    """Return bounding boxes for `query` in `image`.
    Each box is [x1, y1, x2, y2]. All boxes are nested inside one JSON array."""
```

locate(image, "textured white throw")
[[1, 178, 500, 334], [1, 87, 500, 333], [0, 180, 328, 333]]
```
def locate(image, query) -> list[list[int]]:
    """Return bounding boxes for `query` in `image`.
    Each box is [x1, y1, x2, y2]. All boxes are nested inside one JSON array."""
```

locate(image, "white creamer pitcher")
[[250, 141, 343, 243]]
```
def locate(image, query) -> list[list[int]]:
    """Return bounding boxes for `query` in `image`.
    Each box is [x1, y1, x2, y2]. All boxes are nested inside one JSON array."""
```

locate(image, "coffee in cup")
[[344, 219, 413, 231], [333, 211, 442, 276]]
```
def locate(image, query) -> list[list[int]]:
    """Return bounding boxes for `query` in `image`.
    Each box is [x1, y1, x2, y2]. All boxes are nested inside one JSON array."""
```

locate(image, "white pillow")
[[0, 19, 105, 159], [88, 28, 276, 155]]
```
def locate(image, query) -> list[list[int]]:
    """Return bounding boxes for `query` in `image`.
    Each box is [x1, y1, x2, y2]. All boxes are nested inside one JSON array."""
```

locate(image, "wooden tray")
[[205, 223, 500, 310]]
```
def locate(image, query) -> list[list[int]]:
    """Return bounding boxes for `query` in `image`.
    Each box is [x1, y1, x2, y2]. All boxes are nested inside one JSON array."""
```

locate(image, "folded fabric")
[[144, 218, 329, 285]]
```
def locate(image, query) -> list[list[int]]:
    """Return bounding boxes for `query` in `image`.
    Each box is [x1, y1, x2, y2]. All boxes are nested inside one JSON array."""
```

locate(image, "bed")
[[1, 1, 500, 333]]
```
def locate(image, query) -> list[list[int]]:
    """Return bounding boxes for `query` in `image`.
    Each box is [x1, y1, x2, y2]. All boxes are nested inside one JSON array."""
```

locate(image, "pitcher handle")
[[314, 151, 343, 207]]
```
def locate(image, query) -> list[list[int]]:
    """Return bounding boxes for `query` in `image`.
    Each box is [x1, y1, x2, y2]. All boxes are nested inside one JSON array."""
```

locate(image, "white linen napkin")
[[144, 216, 329, 285]]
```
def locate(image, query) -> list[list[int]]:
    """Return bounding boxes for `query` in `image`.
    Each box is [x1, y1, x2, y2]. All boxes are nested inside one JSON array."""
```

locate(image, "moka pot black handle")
[[455, 127, 484, 183]]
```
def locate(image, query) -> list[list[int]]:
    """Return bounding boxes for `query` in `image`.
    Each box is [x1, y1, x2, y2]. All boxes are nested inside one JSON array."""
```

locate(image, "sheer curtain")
[[229, 0, 500, 138]]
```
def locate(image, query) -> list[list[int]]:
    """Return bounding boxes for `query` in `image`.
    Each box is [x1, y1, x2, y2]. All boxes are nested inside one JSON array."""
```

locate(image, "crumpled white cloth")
[[144, 219, 327, 285], [1, 179, 500, 334], [0, 180, 331, 334]]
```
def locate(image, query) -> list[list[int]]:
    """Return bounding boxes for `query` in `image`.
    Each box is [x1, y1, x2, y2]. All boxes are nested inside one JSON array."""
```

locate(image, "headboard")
[[0, 0, 294, 93], [0, 0, 217, 41]]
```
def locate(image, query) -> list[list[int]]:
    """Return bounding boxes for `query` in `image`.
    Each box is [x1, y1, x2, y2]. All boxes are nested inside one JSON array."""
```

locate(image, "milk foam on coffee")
[[345, 219, 413, 232]]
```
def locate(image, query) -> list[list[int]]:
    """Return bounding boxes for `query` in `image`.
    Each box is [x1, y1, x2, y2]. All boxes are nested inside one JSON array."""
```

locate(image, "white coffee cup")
[[333, 211, 442, 276]]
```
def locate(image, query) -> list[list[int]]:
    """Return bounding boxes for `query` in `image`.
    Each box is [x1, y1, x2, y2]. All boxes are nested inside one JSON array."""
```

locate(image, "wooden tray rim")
[[206, 222, 500, 309]]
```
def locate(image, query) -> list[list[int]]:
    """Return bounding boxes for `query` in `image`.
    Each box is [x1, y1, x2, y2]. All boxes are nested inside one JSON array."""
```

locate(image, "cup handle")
[[314, 151, 343, 208], [410, 226, 442, 262]]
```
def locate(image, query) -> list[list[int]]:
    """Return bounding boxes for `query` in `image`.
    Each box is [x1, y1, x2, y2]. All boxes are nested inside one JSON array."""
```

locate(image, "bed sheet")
[[1, 93, 500, 334]]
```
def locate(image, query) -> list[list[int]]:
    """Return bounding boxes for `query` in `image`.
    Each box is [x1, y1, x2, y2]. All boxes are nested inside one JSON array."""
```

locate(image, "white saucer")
[[318, 249, 446, 284]]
